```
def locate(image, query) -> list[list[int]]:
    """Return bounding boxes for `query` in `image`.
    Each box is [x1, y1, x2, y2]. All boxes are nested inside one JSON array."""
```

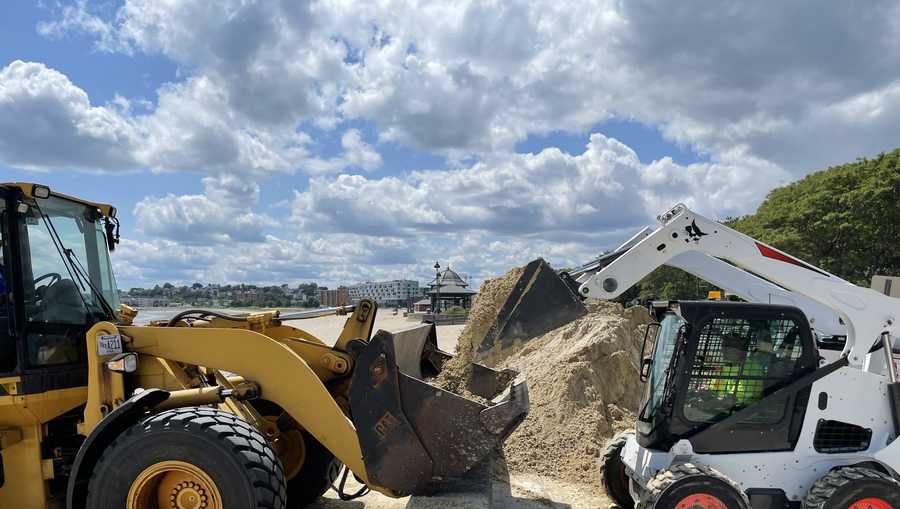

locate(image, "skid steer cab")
[[0, 183, 528, 509]]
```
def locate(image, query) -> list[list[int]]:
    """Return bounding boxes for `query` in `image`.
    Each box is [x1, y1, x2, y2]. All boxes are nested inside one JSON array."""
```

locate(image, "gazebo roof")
[[428, 266, 478, 295], [427, 285, 477, 296], [430, 267, 469, 287]]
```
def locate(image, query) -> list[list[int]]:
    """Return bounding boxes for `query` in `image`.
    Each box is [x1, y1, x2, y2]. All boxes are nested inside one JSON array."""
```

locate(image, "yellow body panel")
[[0, 423, 49, 508], [1, 182, 116, 217], [121, 324, 371, 484]]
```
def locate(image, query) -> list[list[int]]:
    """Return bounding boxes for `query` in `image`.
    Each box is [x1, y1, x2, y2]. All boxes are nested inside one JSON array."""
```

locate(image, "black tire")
[[639, 463, 749, 509], [805, 467, 900, 509], [600, 431, 635, 509], [86, 407, 287, 509], [253, 400, 342, 507]]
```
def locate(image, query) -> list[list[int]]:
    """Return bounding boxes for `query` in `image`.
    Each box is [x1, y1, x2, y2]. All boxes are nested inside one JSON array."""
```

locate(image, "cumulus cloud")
[[23, 0, 900, 288], [304, 129, 383, 174], [292, 133, 787, 237], [28, 0, 900, 172], [133, 175, 275, 243], [0, 61, 381, 175], [0, 60, 139, 171]]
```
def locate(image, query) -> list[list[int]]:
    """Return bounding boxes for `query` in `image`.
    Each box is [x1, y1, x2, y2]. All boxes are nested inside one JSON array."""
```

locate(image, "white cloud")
[[33, 0, 900, 174], [36, 1, 121, 53], [133, 175, 275, 243], [22, 0, 900, 288], [0, 60, 139, 171], [303, 129, 383, 174], [292, 133, 786, 237]]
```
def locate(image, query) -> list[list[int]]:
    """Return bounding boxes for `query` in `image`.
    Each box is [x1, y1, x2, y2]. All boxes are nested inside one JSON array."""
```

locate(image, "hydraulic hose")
[[166, 309, 249, 327]]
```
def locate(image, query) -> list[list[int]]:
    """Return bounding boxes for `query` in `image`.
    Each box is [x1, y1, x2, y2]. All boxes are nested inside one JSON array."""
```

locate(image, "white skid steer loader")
[[579, 204, 900, 509]]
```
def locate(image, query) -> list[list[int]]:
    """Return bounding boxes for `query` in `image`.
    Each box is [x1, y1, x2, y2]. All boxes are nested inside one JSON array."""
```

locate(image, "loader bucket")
[[349, 327, 529, 496], [475, 258, 588, 363]]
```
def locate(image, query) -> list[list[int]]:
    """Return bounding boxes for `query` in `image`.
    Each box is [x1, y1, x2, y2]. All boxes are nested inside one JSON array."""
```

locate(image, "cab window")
[[682, 315, 809, 424], [16, 197, 103, 367]]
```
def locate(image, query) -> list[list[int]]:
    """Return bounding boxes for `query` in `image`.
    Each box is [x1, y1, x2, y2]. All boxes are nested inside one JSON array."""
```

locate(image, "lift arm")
[[579, 203, 898, 368], [572, 226, 846, 339]]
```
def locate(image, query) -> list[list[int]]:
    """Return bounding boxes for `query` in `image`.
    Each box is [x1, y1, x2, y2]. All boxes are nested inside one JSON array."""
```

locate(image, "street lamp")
[[433, 261, 441, 316]]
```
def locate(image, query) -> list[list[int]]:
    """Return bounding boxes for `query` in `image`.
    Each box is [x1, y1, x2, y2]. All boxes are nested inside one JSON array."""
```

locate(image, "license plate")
[[98, 334, 123, 356]]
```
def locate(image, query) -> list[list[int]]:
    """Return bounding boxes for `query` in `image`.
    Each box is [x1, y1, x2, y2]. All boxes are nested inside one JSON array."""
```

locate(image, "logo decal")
[[685, 220, 708, 241], [374, 411, 401, 441]]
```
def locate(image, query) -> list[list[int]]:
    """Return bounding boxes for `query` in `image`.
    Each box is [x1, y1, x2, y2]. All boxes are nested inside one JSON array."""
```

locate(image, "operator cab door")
[[673, 303, 819, 453], [637, 302, 819, 453], [8, 194, 111, 394], [0, 190, 16, 375]]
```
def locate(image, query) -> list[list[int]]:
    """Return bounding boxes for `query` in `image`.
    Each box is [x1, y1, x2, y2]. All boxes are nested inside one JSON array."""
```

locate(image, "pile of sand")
[[435, 264, 652, 486], [432, 265, 525, 397], [500, 300, 651, 484]]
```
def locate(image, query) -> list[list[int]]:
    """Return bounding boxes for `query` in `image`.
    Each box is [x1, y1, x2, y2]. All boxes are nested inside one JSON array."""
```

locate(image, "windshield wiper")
[[64, 248, 118, 321]]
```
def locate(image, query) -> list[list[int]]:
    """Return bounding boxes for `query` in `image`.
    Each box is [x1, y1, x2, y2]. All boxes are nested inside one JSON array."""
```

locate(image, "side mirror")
[[104, 217, 120, 252]]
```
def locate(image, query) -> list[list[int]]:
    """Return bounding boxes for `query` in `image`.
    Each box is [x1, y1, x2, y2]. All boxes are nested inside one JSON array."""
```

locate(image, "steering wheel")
[[34, 272, 62, 289]]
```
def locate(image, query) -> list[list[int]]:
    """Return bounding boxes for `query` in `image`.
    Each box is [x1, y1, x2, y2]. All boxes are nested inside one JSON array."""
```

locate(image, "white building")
[[349, 280, 420, 307]]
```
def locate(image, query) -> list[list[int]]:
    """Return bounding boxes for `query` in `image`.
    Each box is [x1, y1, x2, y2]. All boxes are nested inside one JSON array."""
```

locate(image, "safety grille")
[[682, 316, 806, 424], [813, 420, 872, 453]]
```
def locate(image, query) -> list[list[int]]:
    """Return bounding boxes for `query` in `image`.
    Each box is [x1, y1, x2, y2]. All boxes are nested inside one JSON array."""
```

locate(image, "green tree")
[[732, 149, 900, 285]]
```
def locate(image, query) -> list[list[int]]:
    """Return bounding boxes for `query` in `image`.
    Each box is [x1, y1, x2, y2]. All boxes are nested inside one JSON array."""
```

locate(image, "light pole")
[[433, 261, 441, 317]]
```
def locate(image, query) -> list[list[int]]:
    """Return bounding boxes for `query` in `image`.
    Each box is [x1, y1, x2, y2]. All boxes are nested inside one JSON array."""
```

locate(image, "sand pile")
[[433, 265, 652, 485], [500, 300, 651, 484], [432, 265, 525, 396]]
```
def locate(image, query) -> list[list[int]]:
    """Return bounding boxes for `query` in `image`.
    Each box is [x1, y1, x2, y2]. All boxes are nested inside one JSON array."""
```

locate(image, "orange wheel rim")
[[851, 498, 894, 509], [676, 493, 728, 509], [127, 460, 222, 509]]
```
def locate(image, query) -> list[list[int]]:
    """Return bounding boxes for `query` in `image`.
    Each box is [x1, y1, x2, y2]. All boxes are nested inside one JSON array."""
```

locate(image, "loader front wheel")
[[639, 463, 749, 509], [804, 467, 900, 509], [254, 400, 342, 507], [85, 407, 286, 509], [600, 431, 635, 509]]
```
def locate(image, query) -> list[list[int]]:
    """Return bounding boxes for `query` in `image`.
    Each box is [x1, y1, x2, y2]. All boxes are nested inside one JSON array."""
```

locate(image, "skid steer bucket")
[[475, 258, 587, 363], [349, 326, 529, 496]]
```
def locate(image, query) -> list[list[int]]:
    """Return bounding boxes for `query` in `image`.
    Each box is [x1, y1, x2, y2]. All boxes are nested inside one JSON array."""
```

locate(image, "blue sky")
[[3, 1, 899, 289]]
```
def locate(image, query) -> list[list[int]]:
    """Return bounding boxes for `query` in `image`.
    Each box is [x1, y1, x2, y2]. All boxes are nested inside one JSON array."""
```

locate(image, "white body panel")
[[623, 367, 899, 501]]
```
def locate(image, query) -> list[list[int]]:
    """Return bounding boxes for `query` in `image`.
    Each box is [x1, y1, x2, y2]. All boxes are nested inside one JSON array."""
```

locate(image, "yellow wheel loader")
[[0, 183, 528, 509]]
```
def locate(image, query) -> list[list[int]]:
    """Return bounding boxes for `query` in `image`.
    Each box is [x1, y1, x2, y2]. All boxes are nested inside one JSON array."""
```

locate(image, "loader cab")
[[637, 301, 819, 454], [0, 184, 120, 392]]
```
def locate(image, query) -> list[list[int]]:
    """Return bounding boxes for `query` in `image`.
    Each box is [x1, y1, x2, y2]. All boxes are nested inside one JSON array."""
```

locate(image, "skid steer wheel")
[[85, 407, 287, 509], [253, 400, 342, 507], [804, 467, 900, 509], [639, 463, 749, 509], [600, 431, 635, 509]]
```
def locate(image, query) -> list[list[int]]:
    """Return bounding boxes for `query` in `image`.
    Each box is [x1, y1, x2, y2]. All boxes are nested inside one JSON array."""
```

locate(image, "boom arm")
[[579, 204, 898, 368], [572, 226, 846, 339]]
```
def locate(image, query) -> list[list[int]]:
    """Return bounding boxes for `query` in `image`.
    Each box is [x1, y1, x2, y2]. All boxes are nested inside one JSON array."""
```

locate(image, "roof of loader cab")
[[1, 182, 117, 218]]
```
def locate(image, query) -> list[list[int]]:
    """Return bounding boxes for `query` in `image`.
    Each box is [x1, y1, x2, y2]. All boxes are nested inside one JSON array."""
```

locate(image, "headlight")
[[105, 353, 138, 373]]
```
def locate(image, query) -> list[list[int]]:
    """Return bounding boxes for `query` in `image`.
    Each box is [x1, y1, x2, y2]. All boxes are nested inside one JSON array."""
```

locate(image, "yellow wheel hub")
[[127, 460, 222, 509], [264, 414, 306, 480]]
